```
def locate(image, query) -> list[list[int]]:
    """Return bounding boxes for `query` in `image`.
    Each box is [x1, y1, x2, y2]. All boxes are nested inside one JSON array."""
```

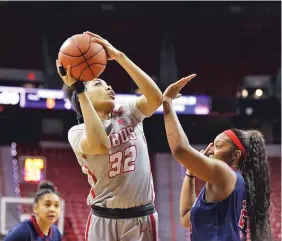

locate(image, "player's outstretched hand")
[[56, 59, 77, 87], [163, 74, 197, 102], [84, 31, 121, 61]]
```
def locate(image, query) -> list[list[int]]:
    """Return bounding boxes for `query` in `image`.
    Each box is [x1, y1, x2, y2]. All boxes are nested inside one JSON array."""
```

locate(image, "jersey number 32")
[[108, 145, 137, 178]]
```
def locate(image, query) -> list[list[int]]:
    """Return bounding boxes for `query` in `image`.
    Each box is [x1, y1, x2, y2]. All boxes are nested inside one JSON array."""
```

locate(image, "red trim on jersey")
[[151, 176, 154, 202], [149, 214, 157, 241], [149, 158, 155, 202], [30, 216, 52, 238], [90, 188, 96, 198], [84, 164, 97, 183], [224, 130, 246, 158], [85, 213, 92, 241]]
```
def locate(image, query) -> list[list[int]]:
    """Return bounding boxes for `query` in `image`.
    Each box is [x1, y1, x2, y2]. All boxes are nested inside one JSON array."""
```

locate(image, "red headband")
[[224, 129, 246, 158]]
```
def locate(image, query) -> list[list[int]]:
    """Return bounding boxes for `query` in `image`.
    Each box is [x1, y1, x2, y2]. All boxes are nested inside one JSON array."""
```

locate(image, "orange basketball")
[[58, 34, 107, 81]]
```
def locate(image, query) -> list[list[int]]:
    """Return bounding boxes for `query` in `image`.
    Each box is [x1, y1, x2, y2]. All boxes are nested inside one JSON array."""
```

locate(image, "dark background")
[[0, 1, 280, 150]]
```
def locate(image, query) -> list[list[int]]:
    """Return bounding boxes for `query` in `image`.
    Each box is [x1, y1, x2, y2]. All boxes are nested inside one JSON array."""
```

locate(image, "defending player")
[[4, 181, 62, 241], [162, 75, 273, 241], [57, 31, 162, 241]]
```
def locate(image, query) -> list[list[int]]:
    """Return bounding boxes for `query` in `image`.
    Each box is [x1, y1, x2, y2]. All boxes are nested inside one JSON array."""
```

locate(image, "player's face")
[[34, 193, 61, 225], [85, 78, 115, 113], [209, 133, 235, 165]]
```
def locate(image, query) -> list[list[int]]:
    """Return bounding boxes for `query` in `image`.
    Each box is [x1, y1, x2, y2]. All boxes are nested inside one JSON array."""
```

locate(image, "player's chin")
[[45, 215, 58, 223], [104, 100, 115, 110]]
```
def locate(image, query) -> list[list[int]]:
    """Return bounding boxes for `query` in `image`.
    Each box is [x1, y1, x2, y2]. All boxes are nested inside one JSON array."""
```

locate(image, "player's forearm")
[[180, 176, 196, 215], [163, 100, 190, 155], [116, 52, 162, 106], [180, 175, 196, 227], [77, 92, 110, 149]]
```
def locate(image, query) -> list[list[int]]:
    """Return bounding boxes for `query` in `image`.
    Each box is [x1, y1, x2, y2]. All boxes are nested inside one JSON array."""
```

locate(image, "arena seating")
[[17, 146, 281, 241], [0, 12, 279, 96]]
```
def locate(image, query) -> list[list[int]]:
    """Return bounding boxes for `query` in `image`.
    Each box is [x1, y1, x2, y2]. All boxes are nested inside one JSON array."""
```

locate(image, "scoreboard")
[[18, 156, 46, 183], [0, 85, 210, 115]]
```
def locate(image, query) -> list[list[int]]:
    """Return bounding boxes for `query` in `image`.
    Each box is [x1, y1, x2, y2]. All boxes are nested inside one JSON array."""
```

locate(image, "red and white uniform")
[[68, 100, 158, 241]]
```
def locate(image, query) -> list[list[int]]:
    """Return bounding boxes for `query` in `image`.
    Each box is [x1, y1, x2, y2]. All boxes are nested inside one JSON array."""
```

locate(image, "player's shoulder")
[[68, 123, 85, 134], [234, 170, 246, 190], [68, 124, 85, 147], [4, 221, 31, 240], [51, 223, 60, 231], [51, 224, 62, 239], [11, 219, 31, 232]]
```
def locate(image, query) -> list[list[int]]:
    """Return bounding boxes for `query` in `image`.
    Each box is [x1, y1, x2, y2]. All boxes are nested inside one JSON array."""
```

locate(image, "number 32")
[[108, 145, 137, 178]]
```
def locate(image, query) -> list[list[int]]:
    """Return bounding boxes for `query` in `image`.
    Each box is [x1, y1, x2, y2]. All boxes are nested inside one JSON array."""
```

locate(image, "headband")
[[224, 129, 246, 158]]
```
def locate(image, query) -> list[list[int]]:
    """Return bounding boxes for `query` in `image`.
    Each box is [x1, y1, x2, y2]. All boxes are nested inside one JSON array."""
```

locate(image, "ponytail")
[[63, 84, 84, 124], [233, 129, 273, 241], [71, 91, 84, 124]]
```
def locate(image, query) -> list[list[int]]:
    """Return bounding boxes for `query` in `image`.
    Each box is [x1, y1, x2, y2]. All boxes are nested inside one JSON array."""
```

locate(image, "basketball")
[[58, 34, 107, 82]]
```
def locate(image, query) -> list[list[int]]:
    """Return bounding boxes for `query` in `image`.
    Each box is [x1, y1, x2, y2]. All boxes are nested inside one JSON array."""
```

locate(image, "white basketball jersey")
[[68, 100, 155, 209]]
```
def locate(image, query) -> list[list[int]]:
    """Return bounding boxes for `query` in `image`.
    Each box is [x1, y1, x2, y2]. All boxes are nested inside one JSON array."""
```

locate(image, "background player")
[[57, 31, 162, 241], [4, 181, 62, 241], [162, 75, 273, 241]]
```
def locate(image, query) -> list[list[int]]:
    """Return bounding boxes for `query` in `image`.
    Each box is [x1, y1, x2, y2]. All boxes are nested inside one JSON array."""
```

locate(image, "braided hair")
[[231, 129, 273, 241]]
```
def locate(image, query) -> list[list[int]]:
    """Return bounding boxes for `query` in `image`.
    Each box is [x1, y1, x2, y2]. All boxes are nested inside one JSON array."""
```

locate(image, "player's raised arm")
[[179, 169, 196, 228], [85, 31, 163, 117], [57, 61, 110, 155], [116, 54, 162, 116], [179, 144, 213, 228], [162, 75, 236, 186]]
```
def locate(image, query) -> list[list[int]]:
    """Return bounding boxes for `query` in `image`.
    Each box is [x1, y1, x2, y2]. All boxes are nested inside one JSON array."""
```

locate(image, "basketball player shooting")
[[56, 31, 162, 241]]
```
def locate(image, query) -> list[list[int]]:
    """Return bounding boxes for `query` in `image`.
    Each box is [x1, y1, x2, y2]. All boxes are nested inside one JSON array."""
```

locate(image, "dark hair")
[[63, 85, 84, 124], [231, 129, 273, 241], [34, 180, 60, 203]]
